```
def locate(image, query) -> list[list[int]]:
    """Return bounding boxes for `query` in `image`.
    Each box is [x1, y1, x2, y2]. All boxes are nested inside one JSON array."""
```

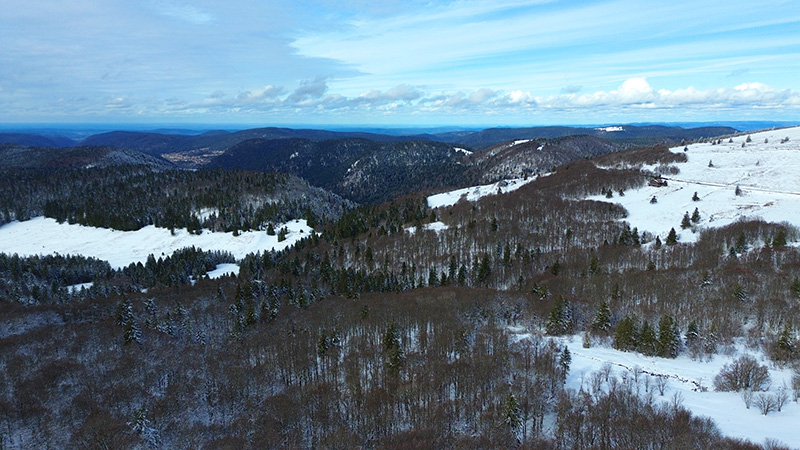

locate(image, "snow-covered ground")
[[406, 221, 449, 234], [0, 217, 312, 269], [589, 126, 800, 243], [512, 330, 799, 448], [427, 176, 538, 209], [207, 263, 240, 279]]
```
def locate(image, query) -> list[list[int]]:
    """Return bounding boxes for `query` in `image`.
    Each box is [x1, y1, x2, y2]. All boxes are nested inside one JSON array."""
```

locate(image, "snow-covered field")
[[427, 176, 537, 209], [0, 217, 313, 269], [589, 126, 800, 243], [512, 330, 800, 448]]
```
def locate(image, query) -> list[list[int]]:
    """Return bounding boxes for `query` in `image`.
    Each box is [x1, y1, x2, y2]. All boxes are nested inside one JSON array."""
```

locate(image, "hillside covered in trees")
[[2, 127, 800, 448]]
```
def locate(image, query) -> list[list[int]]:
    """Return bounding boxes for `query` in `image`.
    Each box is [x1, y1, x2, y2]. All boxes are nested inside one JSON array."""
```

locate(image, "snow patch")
[[194, 207, 218, 221], [595, 126, 624, 132], [66, 282, 93, 293], [513, 139, 531, 145], [207, 263, 240, 279], [454, 147, 473, 156], [428, 176, 538, 209], [0, 217, 313, 269], [406, 221, 449, 234]]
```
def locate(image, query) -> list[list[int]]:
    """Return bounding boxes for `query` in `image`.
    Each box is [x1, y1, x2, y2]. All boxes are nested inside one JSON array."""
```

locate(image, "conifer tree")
[[666, 228, 678, 245], [680, 212, 691, 229], [691, 207, 701, 223], [503, 392, 522, 438], [546, 297, 573, 336], [639, 320, 657, 356], [657, 315, 680, 358], [591, 300, 612, 335], [559, 347, 572, 383], [613, 315, 638, 351]]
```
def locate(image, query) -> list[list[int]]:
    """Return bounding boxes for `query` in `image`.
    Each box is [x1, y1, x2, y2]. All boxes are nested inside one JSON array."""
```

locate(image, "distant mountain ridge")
[[0, 133, 76, 148], [0, 124, 740, 157], [0, 144, 174, 170], [433, 125, 738, 149]]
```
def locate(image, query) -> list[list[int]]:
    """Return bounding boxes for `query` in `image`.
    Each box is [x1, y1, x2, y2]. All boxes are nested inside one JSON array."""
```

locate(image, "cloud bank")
[[161, 78, 800, 121]]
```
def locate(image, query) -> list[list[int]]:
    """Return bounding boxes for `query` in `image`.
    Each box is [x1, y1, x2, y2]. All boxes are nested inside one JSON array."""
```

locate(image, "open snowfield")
[[511, 330, 800, 448], [0, 217, 313, 269], [589, 126, 800, 243], [427, 176, 538, 209]]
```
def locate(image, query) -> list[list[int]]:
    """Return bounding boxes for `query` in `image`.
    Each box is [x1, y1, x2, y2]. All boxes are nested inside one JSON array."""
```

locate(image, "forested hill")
[[0, 144, 174, 170], [433, 124, 738, 149], [79, 127, 433, 157], [0, 166, 353, 231], [465, 134, 623, 182], [207, 138, 474, 204]]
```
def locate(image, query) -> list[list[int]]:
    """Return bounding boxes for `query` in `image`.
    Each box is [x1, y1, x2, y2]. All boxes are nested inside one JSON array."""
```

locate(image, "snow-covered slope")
[[589, 126, 800, 243], [427, 176, 537, 208], [563, 337, 798, 448], [0, 217, 312, 269], [510, 329, 799, 448]]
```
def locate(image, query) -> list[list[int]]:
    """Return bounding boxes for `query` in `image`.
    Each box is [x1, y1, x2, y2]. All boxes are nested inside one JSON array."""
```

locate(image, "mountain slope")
[[80, 127, 434, 168], [0, 144, 174, 170], [466, 135, 622, 182], [207, 138, 472, 204]]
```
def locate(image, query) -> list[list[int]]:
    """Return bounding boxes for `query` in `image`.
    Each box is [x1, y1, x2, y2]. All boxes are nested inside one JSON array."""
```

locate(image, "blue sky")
[[2, 0, 799, 126]]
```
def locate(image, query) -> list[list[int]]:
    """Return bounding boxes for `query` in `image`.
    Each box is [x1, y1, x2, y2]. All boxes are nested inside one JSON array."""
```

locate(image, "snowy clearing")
[[0, 217, 313, 269], [406, 221, 449, 234], [589, 126, 800, 242], [512, 330, 799, 448], [207, 263, 241, 279], [454, 147, 473, 156], [427, 177, 537, 209]]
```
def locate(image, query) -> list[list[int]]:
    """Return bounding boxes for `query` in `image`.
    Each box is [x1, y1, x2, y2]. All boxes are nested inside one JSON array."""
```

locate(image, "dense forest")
[[0, 166, 351, 232], [2, 133, 800, 448]]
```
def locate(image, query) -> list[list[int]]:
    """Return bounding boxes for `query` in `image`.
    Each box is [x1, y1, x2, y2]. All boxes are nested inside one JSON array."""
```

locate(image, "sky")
[[1, 0, 799, 127]]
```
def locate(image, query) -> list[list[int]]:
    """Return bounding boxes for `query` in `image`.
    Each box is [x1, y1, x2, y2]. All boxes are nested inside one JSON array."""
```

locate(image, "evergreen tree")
[[657, 315, 680, 358], [773, 323, 795, 363], [546, 297, 573, 336], [559, 347, 572, 383], [638, 320, 657, 356], [680, 212, 691, 229], [124, 319, 143, 345], [476, 253, 492, 286], [691, 207, 701, 223], [503, 392, 522, 437], [457, 264, 467, 286], [591, 300, 612, 335], [692, 191, 700, 201], [383, 321, 405, 376], [666, 228, 678, 245], [613, 315, 638, 351], [772, 229, 787, 248], [686, 321, 700, 346]]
